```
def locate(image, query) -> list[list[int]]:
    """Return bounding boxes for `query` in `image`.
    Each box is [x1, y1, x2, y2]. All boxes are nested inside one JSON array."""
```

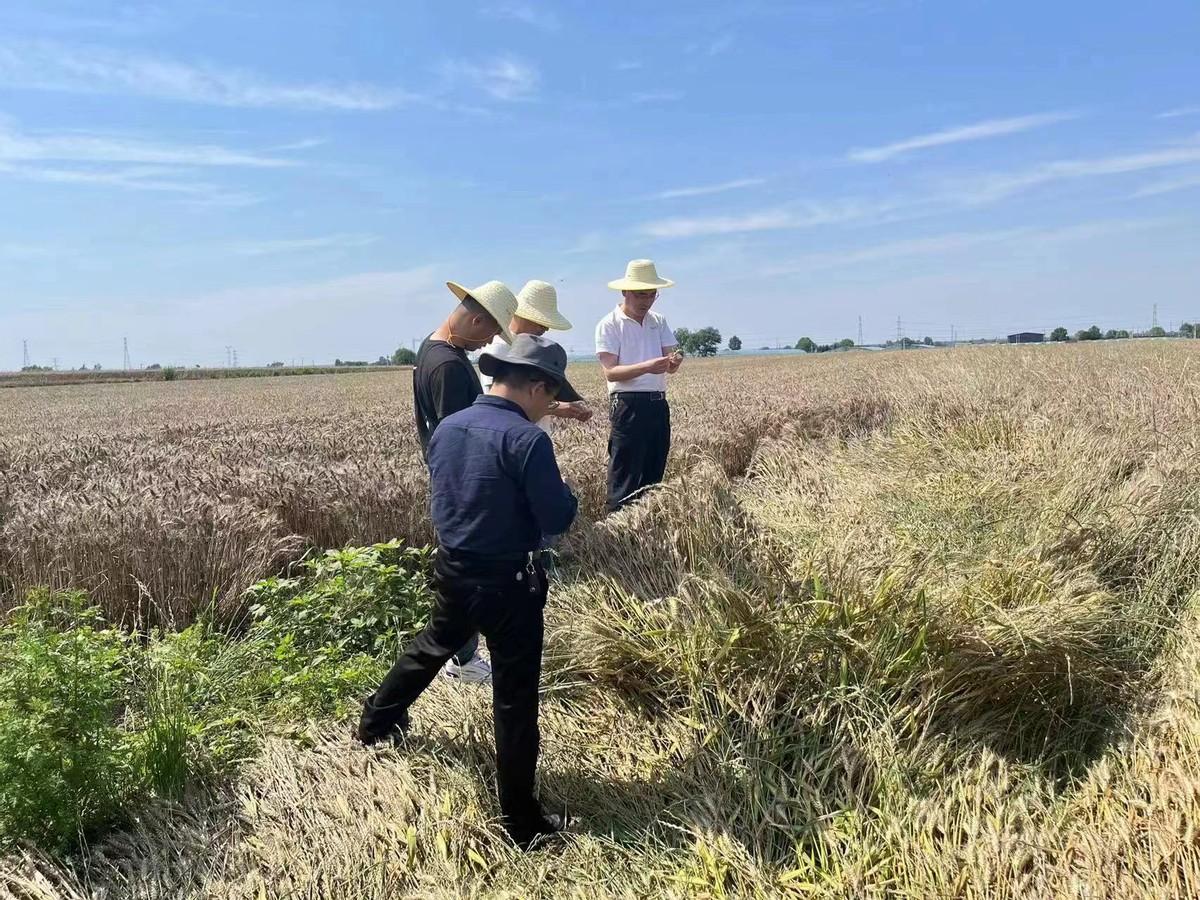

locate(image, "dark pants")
[[606, 393, 671, 512], [360, 561, 547, 834]]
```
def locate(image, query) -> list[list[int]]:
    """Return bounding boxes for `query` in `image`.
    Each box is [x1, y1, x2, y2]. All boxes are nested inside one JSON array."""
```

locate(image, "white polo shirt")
[[477, 335, 552, 433], [595, 306, 677, 394]]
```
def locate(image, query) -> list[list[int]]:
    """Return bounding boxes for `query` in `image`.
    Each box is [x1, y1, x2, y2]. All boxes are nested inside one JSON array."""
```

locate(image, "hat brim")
[[607, 277, 675, 291], [478, 352, 581, 403], [447, 281, 515, 343], [515, 306, 573, 331]]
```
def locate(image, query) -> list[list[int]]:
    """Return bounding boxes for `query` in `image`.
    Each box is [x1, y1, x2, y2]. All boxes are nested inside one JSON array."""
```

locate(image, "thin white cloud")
[[657, 177, 765, 200], [963, 145, 1200, 203], [639, 203, 876, 239], [231, 234, 380, 256], [273, 138, 329, 152], [444, 56, 539, 101], [0, 39, 418, 110], [1157, 107, 1200, 119], [632, 90, 684, 104], [1130, 171, 1200, 198], [564, 231, 605, 255], [765, 218, 1172, 275], [849, 111, 1080, 163], [0, 124, 292, 168], [481, 3, 560, 31], [687, 33, 735, 56], [615, 60, 643, 71]]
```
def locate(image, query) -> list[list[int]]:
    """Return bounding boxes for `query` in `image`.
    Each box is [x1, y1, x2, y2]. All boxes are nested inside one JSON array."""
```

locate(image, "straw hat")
[[446, 280, 518, 343], [607, 259, 675, 291], [515, 280, 572, 331]]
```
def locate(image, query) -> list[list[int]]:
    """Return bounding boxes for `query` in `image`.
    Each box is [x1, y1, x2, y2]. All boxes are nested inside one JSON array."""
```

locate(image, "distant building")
[[1007, 332, 1044, 344]]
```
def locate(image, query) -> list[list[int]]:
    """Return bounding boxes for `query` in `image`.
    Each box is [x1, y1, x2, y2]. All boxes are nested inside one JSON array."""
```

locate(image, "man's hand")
[[643, 356, 673, 375], [551, 401, 593, 422], [666, 351, 683, 374]]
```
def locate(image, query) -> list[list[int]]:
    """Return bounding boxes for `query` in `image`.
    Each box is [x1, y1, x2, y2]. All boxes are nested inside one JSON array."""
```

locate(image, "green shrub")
[[247, 540, 433, 658], [0, 590, 138, 852]]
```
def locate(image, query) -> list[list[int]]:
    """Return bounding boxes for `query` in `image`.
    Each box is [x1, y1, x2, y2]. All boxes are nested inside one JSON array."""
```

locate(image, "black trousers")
[[606, 393, 671, 512], [360, 562, 547, 832]]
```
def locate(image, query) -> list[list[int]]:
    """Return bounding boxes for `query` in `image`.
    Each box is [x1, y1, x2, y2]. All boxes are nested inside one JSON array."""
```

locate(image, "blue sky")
[[1, 0, 1198, 368]]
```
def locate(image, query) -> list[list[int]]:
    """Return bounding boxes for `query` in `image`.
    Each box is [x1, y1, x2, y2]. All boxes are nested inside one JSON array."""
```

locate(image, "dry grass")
[[3, 343, 1200, 898]]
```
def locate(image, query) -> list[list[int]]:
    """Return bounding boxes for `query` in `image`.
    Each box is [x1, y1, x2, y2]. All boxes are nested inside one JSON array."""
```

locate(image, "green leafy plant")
[[0, 590, 138, 852]]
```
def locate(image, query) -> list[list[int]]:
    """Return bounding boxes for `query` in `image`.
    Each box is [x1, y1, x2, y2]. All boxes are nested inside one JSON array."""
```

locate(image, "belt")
[[612, 391, 667, 401]]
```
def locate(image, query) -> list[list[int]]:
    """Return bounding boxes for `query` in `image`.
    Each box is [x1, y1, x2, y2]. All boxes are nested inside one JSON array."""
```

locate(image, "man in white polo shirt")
[[594, 259, 682, 512], [479, 280, 593, 430]]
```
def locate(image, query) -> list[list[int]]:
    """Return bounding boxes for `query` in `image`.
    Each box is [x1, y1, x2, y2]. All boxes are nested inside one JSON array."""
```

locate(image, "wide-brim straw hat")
[[515, 280, 572, 331], [446, 280, 518, 343], [607, 258, 675, 291]]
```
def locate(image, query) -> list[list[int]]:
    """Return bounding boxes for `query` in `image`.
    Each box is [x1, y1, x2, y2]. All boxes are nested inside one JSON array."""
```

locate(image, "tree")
[[1075, 325, 1102, 342], [1050, 327, 1070, 342], [1149, 325, 1167, 338], [1180, 322, 1195, 338], [923, 336, 934, 346], [268, 361, 285, 368], [373, 356, 391, 366], [728, 335, 742, 352], [837, 338, 855, 350], [392, 347, 418, 366], [690, 327, 722, 357], [146, 363, 162, 370], [795, 336, 816, 353], [673, 326, 721, 356]]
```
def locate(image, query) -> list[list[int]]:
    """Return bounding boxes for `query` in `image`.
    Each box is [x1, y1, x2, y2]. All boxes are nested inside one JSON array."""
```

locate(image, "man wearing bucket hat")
[[479, 280, 593, 429], [359, 334, 581, 850], [414, 279, 518, 684], [595, 259, 682, 512]]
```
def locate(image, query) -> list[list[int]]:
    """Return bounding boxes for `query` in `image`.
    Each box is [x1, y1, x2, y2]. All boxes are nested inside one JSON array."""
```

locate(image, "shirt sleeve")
[[660, 316, 677, 350], [520, 432, 578, 537], [596, 316, 620, 356], [429, 360, 477, 422]]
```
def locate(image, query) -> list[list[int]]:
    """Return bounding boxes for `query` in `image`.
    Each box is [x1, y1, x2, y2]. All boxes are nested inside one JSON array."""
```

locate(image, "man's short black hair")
[[491, 360, 560, 394], [462, 294, 500, 329]]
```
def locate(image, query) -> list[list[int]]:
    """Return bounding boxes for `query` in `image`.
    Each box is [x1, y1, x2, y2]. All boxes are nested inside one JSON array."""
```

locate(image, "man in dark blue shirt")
[[358, 334, 580, 849]]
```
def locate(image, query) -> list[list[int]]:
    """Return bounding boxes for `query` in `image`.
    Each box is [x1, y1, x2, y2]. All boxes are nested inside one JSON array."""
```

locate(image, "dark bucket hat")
[[479, 334, 581, 402]]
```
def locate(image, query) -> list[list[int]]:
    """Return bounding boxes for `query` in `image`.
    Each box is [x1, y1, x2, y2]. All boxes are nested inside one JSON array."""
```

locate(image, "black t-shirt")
[[413, 335, 482, 456]]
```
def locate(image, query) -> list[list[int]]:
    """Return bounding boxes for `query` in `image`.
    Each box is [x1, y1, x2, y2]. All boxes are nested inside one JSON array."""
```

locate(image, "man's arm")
[[429, 360, 478, 421], [521, 433, 578, 536], [545, 401, 593, 422], [662, 344, 683, 374], [597, 352, 672, 382]]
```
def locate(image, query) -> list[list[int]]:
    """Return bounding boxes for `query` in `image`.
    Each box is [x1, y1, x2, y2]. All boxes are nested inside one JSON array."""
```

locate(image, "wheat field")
[[3, 343, 1200, 899]]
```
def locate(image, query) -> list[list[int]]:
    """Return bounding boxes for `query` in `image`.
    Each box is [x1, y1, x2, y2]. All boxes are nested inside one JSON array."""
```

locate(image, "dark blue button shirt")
[[428, 395, 578, 557]]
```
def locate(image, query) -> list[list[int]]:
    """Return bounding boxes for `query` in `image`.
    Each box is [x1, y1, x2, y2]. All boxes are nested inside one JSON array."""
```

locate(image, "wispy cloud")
[[765, 218, 1172, 275], [1157, 106, 1200, 119], [443, 56, 539, 101], [0, 39, 418, 110], [961, 144, 1200, 203], [632, 90, 684, 104], [849, 111, 1080, 163], [231, 234, 380, 256], [657, 177, 765, 200], [565, 231, 606, 255], [1130, 171, 1200, 198], [481, 3, 560, 31], [687, 33, 735, 56], [615, 60, 643, 72], [639, 203, 876, 239], [0, 123, 292, 168]]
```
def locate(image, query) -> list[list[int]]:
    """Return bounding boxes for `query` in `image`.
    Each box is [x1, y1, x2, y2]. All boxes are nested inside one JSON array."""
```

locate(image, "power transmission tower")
[[52, 357, 58, 371], [951, 325, 957, 347], [896, 316, 903, 347], [22, 339, 29, 369], [123, 337, 131, 370], [857, 315, 864, 347], [232, 348, 238, 368], [225, 346, 232, 368], [1152, 303, 1159, 330]]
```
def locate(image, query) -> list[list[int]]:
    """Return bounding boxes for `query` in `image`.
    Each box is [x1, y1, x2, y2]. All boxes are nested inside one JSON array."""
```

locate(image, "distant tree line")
[[1049, 324, 1193, 342], [795, 336, 856, 353]]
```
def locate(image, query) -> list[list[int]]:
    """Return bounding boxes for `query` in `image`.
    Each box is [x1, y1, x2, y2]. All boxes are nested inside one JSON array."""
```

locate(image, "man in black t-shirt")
[[412, 279, 519, 683], [414, 280, 519, 457]]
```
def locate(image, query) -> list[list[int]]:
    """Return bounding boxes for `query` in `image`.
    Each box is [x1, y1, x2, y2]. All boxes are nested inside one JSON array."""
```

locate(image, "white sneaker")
[[442, 654, 492, 684]]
